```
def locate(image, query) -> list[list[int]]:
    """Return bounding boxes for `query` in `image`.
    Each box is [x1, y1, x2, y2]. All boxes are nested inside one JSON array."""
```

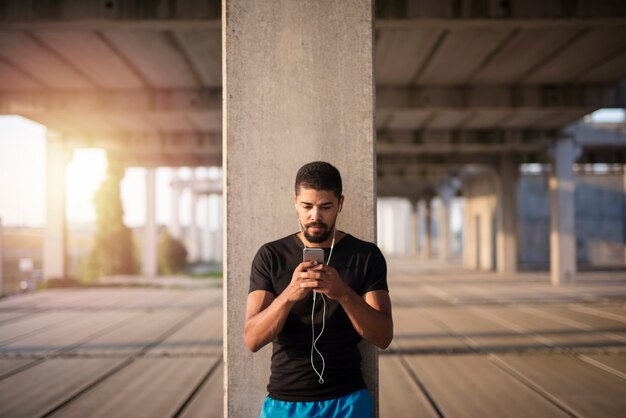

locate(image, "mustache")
[[305, 222, 328, 229]]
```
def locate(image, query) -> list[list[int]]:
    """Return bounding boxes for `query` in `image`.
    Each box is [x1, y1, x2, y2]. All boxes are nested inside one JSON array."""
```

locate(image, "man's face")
[[295, 187, 344, 244]]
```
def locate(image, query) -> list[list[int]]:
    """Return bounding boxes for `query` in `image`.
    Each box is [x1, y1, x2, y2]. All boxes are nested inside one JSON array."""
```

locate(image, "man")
[[244, 161, 393, 417]]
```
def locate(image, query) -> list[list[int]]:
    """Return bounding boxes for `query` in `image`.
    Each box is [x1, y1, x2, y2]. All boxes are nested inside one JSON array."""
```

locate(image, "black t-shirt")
[[249, 232, 388, 402]]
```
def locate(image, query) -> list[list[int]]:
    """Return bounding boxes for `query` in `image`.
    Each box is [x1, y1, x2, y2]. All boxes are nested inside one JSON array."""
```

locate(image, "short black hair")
[[295, 161, 342, 198]]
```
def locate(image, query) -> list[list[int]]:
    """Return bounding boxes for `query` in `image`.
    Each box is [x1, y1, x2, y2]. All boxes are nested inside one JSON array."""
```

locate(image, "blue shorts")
[[260, 389, 373, 418]]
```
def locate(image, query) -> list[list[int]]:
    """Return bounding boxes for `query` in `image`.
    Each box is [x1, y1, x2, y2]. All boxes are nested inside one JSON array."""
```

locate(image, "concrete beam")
[[2, 84, 623, 116], [170, 179, 222, 196], [65, 132, 221, 154], [63, 132, 222, 168], [0, 0, 221, 29], [377, 84, 626, 111], [118, 154, 222, 168], [566, 122, 626, 147], [377, 181, 435, 200], [3, 0, 624, 29], [0, 89, 221, 115], [379, 153, 523, 167], [376, 0, 626, 22], [377, 129, 555, 154]]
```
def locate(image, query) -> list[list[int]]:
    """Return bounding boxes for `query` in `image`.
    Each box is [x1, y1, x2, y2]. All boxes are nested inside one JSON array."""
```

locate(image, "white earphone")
[[296, 202, 341, 385]]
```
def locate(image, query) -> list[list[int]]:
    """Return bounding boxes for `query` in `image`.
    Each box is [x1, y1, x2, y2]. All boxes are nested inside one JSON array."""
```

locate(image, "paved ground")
[[0, 258, 625, 417]]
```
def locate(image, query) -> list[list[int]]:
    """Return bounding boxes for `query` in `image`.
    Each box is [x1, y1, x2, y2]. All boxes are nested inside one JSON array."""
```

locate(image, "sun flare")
[[65, 149, 108, 224]]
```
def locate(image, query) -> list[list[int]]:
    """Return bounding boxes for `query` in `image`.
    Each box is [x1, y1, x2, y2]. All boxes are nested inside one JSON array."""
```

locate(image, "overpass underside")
[[2, 1, 626, 287]]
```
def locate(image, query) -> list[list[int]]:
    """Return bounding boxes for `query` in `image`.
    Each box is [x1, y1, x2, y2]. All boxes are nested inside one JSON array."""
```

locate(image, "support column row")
[[460, 138, 582, 285]]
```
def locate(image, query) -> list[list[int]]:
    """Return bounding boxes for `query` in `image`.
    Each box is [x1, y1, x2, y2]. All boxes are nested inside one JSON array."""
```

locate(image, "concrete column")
[[410, 199, 419, 257], [483, 194, 497, 272], [423, 198, 433, 259], [169, 169, 182, 240], [43, 132, 69, 280], [495, 156, 519, 275], [469, 173, 497, 272], [461, 183, 477, 269], [187, 191, 200, 263], [216, 193, 223, 263], [224, 1, 376, 416], [143, 168, 158, 277], [549, 137, 581, 285], [202, 194, 211, 262], [0, 217, 4, 296], [437, 185, 455, 262]]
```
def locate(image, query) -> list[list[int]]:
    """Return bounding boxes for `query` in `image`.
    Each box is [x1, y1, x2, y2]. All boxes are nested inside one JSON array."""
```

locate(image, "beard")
[[303, 220, 335, 244]]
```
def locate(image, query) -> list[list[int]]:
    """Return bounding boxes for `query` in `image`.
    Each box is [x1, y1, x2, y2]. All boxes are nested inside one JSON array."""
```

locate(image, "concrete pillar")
[[202, 194, 211, 262], [461, 183, 477, 269], [143, 168, 158, 277], [495, 156, 519, 275], [169, 169, 182, 240], [187, 191, 200, 263], [437, 185, 455, 262], [483, 193, 497, 272], [0, 217, 4, 296], [549, 137, 581, 285], [43, 132, 69, 280], [423, 198, 433, 259], [410, 199, 419, 257], [216, 193, 223, 263], [224, 1, 376, 416]]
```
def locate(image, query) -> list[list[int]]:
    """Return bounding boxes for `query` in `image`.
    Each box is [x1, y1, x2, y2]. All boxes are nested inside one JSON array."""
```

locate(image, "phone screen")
[[303, 248, 325, 264]]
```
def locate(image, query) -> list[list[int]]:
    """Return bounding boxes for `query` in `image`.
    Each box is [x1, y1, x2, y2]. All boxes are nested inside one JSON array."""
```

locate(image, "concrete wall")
[[518, 171, 626, 268]]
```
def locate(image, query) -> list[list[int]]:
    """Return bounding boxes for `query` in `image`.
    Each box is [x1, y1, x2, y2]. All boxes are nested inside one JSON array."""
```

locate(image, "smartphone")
[[303, 247, 325, 264]]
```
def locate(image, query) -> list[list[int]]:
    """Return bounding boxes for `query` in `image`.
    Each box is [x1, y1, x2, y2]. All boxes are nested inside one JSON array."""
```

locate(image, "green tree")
[[83, 157, 137, 281], [158, 230, 188, 275]]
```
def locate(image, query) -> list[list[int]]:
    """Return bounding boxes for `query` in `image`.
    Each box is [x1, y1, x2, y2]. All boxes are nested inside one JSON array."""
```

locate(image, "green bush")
[[82, 157, 138, 282], [158, 230, 188, 275]]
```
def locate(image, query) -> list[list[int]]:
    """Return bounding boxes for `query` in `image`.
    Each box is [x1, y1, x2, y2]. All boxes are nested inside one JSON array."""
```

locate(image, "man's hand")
[[245, 260, 320, 352], [299, 264, 351, 301], [284, 260, 320, 302], [300, 264, 393, 349]]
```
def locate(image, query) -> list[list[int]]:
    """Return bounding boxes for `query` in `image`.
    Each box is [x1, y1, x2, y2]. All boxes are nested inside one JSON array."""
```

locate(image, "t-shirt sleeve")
[[362, 245, 388, 294], [249, 246, 276, 294]]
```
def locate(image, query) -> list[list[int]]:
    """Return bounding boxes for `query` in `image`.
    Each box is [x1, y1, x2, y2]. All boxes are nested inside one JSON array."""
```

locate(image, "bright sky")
[[0, 109, 623, 227]]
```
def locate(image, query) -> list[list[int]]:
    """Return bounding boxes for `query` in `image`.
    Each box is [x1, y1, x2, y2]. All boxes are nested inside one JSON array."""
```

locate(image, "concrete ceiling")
[[1, 0, 625, 192]]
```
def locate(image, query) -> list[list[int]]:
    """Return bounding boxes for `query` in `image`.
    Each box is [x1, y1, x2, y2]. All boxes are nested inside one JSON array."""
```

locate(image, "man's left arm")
[[300, 265, 393, 349]]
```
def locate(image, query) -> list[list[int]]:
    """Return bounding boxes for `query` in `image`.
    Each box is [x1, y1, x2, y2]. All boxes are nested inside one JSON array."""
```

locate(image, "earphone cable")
[[299, 219, 335, 385]]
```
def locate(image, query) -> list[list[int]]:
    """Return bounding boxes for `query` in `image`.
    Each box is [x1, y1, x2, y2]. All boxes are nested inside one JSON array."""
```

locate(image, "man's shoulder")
[[257, 233, 299, 253], [342, 234, 381, 252]]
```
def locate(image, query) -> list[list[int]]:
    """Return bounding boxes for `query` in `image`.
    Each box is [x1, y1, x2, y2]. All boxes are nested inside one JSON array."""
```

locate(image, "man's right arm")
[[244, 260, 317, 352]]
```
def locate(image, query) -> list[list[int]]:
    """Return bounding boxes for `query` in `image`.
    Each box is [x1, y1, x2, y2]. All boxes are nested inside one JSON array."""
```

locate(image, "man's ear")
[[338, 196, 345, 212]]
